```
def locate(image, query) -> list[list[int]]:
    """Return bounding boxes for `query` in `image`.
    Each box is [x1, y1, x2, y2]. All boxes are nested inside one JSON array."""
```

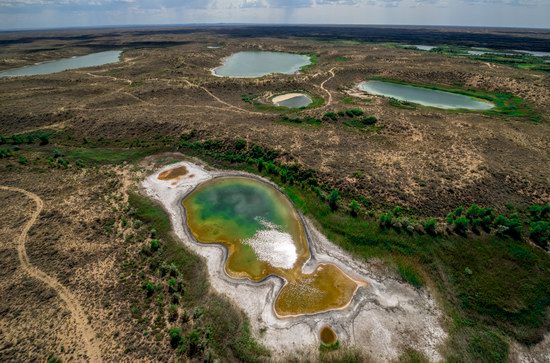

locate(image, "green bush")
[[235, 139, 246, 150], [143, 281, 156, 296], [423, 218, 437, 235], [18, 156, 28, 165], [529, 221, 549, 249], [527, 204, 550, 221], [348, 200, 360, 217], [329, 190, 340, 211], [360, 116, 377, 125], [150, 239, 160, 252], [0, 148, 13, 158], [345, 108, 364, 117], [169, 327, 183, 348], [494, 214, 522, 239], [379, 212, 393, 229], [323, 112, 338, 121], [454, 217, 470, 234]]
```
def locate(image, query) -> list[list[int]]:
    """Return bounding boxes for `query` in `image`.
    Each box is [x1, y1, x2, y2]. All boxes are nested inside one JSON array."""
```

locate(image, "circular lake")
[[0, 50, 122, 78], [212, 51, 311, 78], [182, 176, 358, 316], [359, 80, 494, 110], [272, 93, 312, 108]]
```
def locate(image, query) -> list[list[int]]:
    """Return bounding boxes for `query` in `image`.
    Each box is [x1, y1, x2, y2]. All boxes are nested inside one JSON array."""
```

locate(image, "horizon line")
[[1, 22, 550, 33]]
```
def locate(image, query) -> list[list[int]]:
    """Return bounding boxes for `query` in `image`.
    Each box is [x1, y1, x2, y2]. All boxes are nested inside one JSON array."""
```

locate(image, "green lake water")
[[181, 175, 358, 316]]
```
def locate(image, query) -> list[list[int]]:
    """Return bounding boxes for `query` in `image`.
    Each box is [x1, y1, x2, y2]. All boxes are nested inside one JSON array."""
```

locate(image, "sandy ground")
[[272, 93, 310, 105], [142, 160, 447, 361]]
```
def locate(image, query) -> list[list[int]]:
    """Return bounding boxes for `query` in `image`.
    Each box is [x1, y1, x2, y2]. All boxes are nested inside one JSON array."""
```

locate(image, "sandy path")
[[183, 79, 265, 116], [319, 67, 336, 108], [0, 185, 102, 363]]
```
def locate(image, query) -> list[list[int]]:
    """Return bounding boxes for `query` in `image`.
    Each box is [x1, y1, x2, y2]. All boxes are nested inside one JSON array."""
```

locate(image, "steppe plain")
[[0, 25, 549, 362]]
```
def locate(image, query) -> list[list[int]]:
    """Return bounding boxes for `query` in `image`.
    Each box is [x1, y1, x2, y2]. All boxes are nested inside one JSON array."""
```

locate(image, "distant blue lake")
[[359, 80, 494, 110], [0, 50, 122, 78], [213, 51, 311, 78]]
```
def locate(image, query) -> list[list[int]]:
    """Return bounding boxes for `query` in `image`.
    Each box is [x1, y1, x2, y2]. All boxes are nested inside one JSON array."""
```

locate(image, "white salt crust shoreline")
[[141, 159, 447, 361]]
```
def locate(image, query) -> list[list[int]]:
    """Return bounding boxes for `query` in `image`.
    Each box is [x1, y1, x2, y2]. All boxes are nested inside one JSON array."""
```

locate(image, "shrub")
[[529, 221, 549, 249], [52, 149, 64, 158], [453, 217, 470, 234], [186, 329, 205, 357], [169, 327, 183, 348], [423, 218, 437, 235], [345, 108, 364, 117], [150, 239, 160, 252], [0, 148, 13, 158], [323, 112, 338, 121], [235, 139, 246, 150], [494, 214, 522, 239], [379, 212, 393, 229], [38, 134, 50, 145], [18, 156, 28, 165], [358, 195, 371, 208], [328, 190, 340, 211], [257, 159, 265, 173], [143, 281, 156, 296], [362, 117, 376, 126], [527, 204, 550, 221], [349, 200, 360, 217]]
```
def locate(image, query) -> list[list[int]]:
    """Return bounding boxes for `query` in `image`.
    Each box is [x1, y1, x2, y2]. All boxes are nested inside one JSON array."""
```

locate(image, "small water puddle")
[[272, 93, 312, 108]]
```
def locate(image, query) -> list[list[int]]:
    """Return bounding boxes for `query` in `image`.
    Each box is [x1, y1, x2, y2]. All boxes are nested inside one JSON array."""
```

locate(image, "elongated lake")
[[359, 80, 494, 110], [0, 50, 122, 78], [183, 176, 358, 316], [212, 51, 311, 78]]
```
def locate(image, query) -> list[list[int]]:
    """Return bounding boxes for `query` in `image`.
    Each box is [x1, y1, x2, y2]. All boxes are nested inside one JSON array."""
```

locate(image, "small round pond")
[[183, 176, 359, 316], [212, 51, 311, 78], [272, 93, 312, 108], [320, 326, 338, 345], [0, 50, 122, 78], [358, 80, 494, 110]]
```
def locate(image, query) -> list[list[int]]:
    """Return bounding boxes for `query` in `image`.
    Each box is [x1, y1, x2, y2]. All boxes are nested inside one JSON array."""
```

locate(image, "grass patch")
[[396, 260, 424, 288], [65, 147, 159, 165], [278, 115, 322, 126], [300, 52, 318, 72]]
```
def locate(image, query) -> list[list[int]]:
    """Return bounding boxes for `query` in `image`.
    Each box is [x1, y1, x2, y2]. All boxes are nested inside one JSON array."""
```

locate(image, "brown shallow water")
[[158, 166, 188, 180], [320, 326, 338, 345], [182, 176, 360, 317]]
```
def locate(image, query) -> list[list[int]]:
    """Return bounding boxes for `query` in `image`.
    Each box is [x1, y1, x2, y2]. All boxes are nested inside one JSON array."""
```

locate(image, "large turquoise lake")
[[0, 50, 122, 78], [359, 80, 494, 110], [213, 51, 311, 78]]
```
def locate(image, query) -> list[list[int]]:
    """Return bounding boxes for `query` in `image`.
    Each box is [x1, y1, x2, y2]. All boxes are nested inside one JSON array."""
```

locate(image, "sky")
[[0, 0, 549, 31]]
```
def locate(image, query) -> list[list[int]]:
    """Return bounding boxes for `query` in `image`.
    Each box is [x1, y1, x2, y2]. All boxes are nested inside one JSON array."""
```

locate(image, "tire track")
[[0, 186, 102, 363]]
